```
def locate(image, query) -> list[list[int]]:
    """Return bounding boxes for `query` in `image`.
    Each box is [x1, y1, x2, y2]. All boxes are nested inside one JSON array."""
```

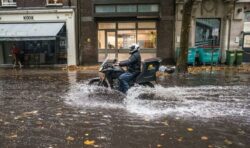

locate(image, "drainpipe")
[[227, 1, 236, 53], [228, 15, 232, 51], [77, 0, 81, 65], [68, 0, 71, 6]]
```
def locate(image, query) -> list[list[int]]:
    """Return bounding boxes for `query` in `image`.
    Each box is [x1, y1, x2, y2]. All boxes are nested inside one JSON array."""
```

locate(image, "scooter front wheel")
[[139, 82, 154, 88], [88, 78, 108, 87]]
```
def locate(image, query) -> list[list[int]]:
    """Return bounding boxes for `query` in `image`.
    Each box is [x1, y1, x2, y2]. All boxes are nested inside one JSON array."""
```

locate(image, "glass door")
[[106, 31, 117, 59], [243, 33, 250, 62]]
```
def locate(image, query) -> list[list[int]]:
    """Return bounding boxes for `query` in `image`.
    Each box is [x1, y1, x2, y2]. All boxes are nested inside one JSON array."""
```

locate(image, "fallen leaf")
[[84, 140, 95, 145], [238, 130, 245, 135], [66, 136, 74, 141], [36, 121, 43, 125], [187, 128, 194, 132], [23, 110, 38, 116], [56, 113, 62, 116], [160, 133, 165, 136], [157, 144, 162, 147], [7, 134, 17, 139], [14, 116, 22, 120], [4, 122, 10, 125], [162, 121, 169, 126], [208, 145, 213, 148], [201, 136, 208, 140], [224, 139, 233, 145], [177, 137, 183, 142]]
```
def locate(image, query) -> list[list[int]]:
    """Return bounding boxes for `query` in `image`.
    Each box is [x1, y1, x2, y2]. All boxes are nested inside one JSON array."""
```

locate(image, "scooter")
[[88, 57, 162, 90]]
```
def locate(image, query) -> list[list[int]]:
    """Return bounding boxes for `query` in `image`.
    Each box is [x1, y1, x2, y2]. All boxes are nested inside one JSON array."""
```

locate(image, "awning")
[[0, 23, 64, 41]]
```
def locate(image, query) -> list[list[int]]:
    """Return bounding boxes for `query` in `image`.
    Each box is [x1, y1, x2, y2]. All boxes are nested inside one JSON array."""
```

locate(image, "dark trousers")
[[118, 72, 137, 93]]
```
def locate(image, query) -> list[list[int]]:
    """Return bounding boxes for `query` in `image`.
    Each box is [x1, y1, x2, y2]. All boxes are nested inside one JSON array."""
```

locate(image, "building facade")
[[0, 0, 77, 66], [78, 0, 175, 65], [243, 1, 250, 62], [175, 0, 250, 63]]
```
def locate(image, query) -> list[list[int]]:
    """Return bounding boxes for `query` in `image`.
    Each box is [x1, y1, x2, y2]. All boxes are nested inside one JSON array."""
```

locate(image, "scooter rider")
[[117, 43, 141, 93]]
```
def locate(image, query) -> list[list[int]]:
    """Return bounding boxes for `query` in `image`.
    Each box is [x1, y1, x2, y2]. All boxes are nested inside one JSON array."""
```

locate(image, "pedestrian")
[[11, 44, 22, 68]]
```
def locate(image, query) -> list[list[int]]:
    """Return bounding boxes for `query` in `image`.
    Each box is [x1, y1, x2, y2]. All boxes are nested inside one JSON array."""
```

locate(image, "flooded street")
[[0, 69, 249, 148]]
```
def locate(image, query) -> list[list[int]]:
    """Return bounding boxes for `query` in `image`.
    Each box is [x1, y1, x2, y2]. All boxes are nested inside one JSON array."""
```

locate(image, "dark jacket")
[[119, 50, 141, 74]]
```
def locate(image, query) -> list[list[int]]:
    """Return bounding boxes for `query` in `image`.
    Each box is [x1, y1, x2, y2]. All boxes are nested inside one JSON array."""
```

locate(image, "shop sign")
[[23, 16, 34, 21]]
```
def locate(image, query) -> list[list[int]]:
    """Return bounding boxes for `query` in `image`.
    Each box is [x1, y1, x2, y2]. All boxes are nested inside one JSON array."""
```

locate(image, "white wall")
[[0, 9, 77, 65]]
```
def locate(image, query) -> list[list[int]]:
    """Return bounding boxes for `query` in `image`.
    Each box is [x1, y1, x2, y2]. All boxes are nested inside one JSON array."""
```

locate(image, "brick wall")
[[78, 0, 175, 65]]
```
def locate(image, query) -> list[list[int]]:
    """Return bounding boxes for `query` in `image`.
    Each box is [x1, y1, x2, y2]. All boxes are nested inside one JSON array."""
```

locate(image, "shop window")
[[245, 12, 250, 22], [138, 4, 159, 13], [118, 30, 136, 49], [95, 5, 116, 13], [117, 5, 137, 13], [98, 23, 116, 29], [118, 22, 136, 29], [107, 32, 116, 49], [98, 31, 105, 49], [98, 22, 157, 50], [137, 30, 157, 49], [243, 35, 250, 48], [1, 0, 16, 7], [195, 18, 221, 47], [138, 22, 156, 29], [47, 0, 63, 5]]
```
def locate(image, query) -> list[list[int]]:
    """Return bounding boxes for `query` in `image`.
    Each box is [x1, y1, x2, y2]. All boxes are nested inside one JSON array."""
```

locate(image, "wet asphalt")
[[0, 68, 249, 148]]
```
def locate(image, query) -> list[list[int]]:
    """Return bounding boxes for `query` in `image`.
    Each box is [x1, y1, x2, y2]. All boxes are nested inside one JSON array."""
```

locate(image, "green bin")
[[235, 50, 243, 65], [226, 50, 236, 66]]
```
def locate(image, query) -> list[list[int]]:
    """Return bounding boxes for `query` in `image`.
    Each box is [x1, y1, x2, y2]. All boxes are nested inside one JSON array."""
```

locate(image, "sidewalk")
[[63, 64, 250, 74]]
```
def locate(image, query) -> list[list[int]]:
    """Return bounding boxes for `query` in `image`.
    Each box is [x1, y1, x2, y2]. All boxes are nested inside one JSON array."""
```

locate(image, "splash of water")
[[64, 83, 250, 119]]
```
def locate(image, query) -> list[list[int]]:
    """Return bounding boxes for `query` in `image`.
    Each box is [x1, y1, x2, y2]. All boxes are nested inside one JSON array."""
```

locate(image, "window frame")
[[94, 4, 159, 14], [1, 0, 17, 7], [46, 0, 63, 6], [97, 21, 157, 50]]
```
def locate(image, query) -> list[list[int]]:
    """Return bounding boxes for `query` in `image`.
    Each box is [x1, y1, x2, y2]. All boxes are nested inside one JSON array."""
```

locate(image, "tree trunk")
[[176, 0, 195, 73]]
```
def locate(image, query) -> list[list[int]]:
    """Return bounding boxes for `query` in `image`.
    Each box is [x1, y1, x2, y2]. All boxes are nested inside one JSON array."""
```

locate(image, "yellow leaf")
[[7, 134, 17, 139], [224, 139, 233, 145], [66, 136, 74, 141], [201, 136, 208, 140], [84, 140, 95, 145], [177, 137, 183, 142], [187, 128, 194, 132]]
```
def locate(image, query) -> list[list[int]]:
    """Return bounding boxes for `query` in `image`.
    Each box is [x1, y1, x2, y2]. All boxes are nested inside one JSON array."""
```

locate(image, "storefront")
[[0, 9, 76, 67], [79, 0, 175, 64], [243, 11, 250, 62], [175, 0, 247, 63]]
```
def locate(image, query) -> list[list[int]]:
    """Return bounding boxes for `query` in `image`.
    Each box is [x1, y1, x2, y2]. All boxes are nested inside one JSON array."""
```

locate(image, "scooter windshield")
[[99, 57, 109, 71]]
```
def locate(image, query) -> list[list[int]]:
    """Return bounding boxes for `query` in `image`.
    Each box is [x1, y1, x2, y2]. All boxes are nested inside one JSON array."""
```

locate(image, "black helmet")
[[129, 43, 140, 54]]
